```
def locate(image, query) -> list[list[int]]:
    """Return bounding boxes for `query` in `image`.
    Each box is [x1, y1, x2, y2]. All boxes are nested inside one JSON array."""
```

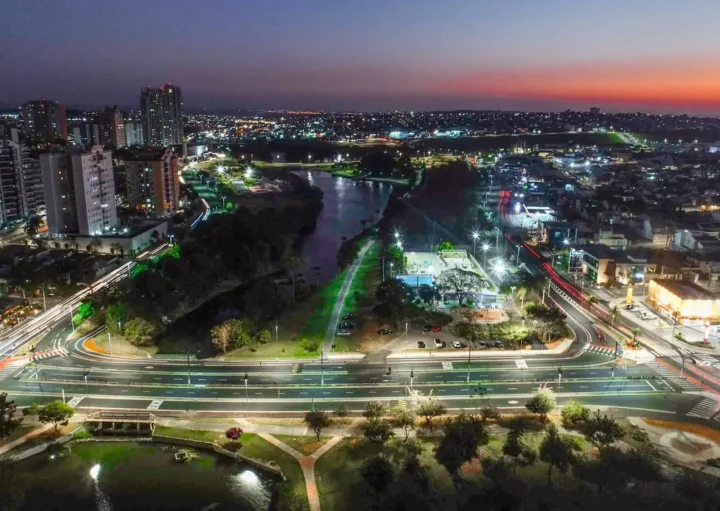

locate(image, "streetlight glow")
[[471, 231, 479, 240]]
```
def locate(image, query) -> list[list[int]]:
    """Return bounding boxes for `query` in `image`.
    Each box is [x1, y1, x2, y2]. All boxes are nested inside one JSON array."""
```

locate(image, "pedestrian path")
[[33, 347, 69, 361], [585, 345, 615, 357], [647, 345, 691, 359], [686, 397, 720, 419], [691, 354, 720, 369], [260, 432, 344, 511], [646, 361, 701, 392]]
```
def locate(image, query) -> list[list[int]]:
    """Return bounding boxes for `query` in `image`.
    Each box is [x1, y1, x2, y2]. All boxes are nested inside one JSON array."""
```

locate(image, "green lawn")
[[154, 425, 227, 444], [274, 434, 331, 456]]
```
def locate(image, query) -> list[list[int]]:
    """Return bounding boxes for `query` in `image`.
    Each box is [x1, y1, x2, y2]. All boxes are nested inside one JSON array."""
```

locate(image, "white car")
[[434, 338, 444, 348], [336, 330, 351, 336], [452, 341, 462, 348], [640, 312, 656, 320]]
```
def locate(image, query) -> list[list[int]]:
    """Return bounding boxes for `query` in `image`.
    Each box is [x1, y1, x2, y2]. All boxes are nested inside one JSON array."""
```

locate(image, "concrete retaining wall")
[[151, 435, 285, 480]]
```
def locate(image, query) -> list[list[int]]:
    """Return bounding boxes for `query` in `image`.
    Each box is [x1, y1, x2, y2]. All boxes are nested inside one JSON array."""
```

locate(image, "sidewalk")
[[0, 424, 52, 456], [323, 239, 375, 355], [387, 337, 574, 359]]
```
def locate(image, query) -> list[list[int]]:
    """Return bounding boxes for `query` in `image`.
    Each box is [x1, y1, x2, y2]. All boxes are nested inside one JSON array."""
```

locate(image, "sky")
[[1, 0, 720, 114]]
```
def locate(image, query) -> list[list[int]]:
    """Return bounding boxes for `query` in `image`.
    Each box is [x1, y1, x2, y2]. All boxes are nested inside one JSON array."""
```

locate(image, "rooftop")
[[651, 279, 717, 301]]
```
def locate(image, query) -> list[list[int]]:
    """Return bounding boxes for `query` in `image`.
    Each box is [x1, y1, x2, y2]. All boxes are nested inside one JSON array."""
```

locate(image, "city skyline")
[[2, 0, 720, 115]]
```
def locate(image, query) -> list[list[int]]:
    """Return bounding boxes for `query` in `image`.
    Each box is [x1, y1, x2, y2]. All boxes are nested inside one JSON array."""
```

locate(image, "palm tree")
[[631, 327, 641, 347], [609, 305, 619, 328]]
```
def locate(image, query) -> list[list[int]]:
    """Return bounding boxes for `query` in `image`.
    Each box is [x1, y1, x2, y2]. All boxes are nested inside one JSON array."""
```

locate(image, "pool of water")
[[16, 442, 277, 510]]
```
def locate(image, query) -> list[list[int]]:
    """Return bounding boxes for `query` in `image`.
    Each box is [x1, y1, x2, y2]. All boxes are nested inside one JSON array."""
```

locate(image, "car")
[[417, 341, 426, 348], [476, 341, 487, 349], [336, 330, 351, 336], [640, 312, 656, 320], [377, 329, 392, 335], [452, 341, 462, 348], [494, 340, 504, 348], [432, 325, 441, 333], [434, 338, 444, 348], [422, 324, 432, 332], [341, 313, 355, 320], [339, 322, 355, 329]]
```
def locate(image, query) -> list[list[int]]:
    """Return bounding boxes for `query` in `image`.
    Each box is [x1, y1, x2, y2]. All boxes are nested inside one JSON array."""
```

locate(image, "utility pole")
[[186, 352, 192, 385], [244, 373, 249, 409], [108, 332, 113, 355], [41, 284, 46, 312], [466, 342, 472, 383], [557, 367, 562, 408], [516, 245, 521, 267], [410, 369, 414, 389], [320, 351, 324, 386]]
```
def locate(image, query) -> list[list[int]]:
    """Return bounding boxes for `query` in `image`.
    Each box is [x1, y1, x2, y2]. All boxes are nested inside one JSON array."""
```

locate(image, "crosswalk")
[[31, 347, 69, 361], [647, 345, 692, 359], [585, 345, 615, 357], [690, 354, 720, 369], [0, 359, 29, 380], [686, 397, 720, 419], [646, 361, 701, 391]]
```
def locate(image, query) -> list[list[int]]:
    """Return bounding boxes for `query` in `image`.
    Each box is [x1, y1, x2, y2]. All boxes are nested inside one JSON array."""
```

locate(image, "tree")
[[299, 338, 318, 353], [581, 411, 624, 451], [609, 305, 619, 328], [211, 321, 237, 353], [363, 401, 386, 420], [257, 329, 272, 344], [105, 302, 127, 334], [72, 300, 96, 326], [361, 455, 395, 495], [0, 393, 22, 440], [304, 410, 330, 441], [25, 215, 42, 236], [539, 423, 580, 484], [435, 413, 489, 486], [560, 401, 590, 429], [525, 303, 567, 342], [363, 418, 394, 444], [479, 405, 501, 423], [631, 327, 641, 347], [87, 237, 102, 253], [525, 388, 556, 421], [374, 279, 416, 324], [110, 242, 124, 256], [123, 317, 159, 346], [37, 400, 75, 432], [333, 403, 349, 420], [391, 405, 416, 442], [417, 396, 446, 427], [417, 284, 440, 307], [225, 426, 243, 442], [436, 268, 484, 308], [437, 241, 455, 251]]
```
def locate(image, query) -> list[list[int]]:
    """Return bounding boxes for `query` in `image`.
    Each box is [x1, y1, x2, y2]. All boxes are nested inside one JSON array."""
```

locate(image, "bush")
[[299, 338, 318, 352], [561, 401, 590, 429], [73, 430, 92, 439]]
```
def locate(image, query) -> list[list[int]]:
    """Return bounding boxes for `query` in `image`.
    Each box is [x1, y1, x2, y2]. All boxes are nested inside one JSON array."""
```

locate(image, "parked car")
[[422, 324, 432, 332], [640, 312, 656, 320], [342, 313, 355, 320], [494, 340, 504, 348], [336, 330, 351, 336], [476, 341, 487, 349], [339, 322, 355, 329], [377, 329, 392, 335], [432, 325, 441, 333], [434, 338, 444, 348], [417, 341, 426, 348], [452, 340, 462, 348]]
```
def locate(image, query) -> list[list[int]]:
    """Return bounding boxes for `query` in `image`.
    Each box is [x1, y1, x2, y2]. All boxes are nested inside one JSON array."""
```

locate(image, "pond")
[[15, 442, 277, 510]]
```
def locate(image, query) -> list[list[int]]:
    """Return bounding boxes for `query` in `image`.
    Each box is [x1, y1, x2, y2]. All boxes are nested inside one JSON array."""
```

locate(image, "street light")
[[471, 231, 479, 257], [481, 243, 490, 270]]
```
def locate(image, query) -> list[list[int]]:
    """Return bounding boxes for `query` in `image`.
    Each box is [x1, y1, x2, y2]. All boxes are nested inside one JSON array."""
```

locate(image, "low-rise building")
[[648, 278, 720, 323]]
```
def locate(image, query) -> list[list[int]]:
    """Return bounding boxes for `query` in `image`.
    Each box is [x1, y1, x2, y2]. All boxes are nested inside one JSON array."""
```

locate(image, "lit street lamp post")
[[482, 243, 490, 271], [471, 231, 479, 257]]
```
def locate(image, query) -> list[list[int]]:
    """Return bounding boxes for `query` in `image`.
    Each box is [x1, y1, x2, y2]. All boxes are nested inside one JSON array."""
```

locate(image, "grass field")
[[314, 426, 596, 510], [274, 434, 331, 455]]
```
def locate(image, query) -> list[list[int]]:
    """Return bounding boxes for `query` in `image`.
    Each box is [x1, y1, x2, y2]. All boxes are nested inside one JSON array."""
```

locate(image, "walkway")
[[260, 432, 344, 511], [323, 239, 375, 355], [0, 424, 52, 456]]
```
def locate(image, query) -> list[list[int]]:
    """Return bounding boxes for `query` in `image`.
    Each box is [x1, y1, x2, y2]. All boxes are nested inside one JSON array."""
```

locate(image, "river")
[[294, 171, 392, 285]]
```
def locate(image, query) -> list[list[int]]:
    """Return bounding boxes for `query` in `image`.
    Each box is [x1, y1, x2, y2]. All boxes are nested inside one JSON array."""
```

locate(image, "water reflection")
[[294, 171, 391, 285]]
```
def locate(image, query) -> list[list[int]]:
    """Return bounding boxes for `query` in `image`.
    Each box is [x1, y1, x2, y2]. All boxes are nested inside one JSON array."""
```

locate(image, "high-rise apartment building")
[[124, 148, 180, 216], [0, 140, 44, 226], [41, 146, 117, 235], [124, 121, 145, 147], [97, 106, 126, 148], [140, 84, 184, 147], [21, 99, 68, 142]]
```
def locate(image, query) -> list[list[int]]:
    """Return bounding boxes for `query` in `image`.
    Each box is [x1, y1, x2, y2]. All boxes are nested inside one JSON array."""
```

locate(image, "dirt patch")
[[462, 309, 505, 323], [643, 418, 720, 445]]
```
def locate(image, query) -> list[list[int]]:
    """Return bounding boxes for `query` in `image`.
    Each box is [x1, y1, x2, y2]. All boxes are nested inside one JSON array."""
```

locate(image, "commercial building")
[[72, 220, 168, 256], [97, 107, 126, 148], [123, 148, 180, 215], [648, 279, 720, 323], [41, 146, 118, 236], [0, 140, 44, 226], [140, 84, 184, 147], [21, 99, 68, 142]]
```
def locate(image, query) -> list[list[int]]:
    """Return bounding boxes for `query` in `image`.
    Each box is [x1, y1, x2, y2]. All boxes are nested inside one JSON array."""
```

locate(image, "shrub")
[[561, 401, 590, 429]]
